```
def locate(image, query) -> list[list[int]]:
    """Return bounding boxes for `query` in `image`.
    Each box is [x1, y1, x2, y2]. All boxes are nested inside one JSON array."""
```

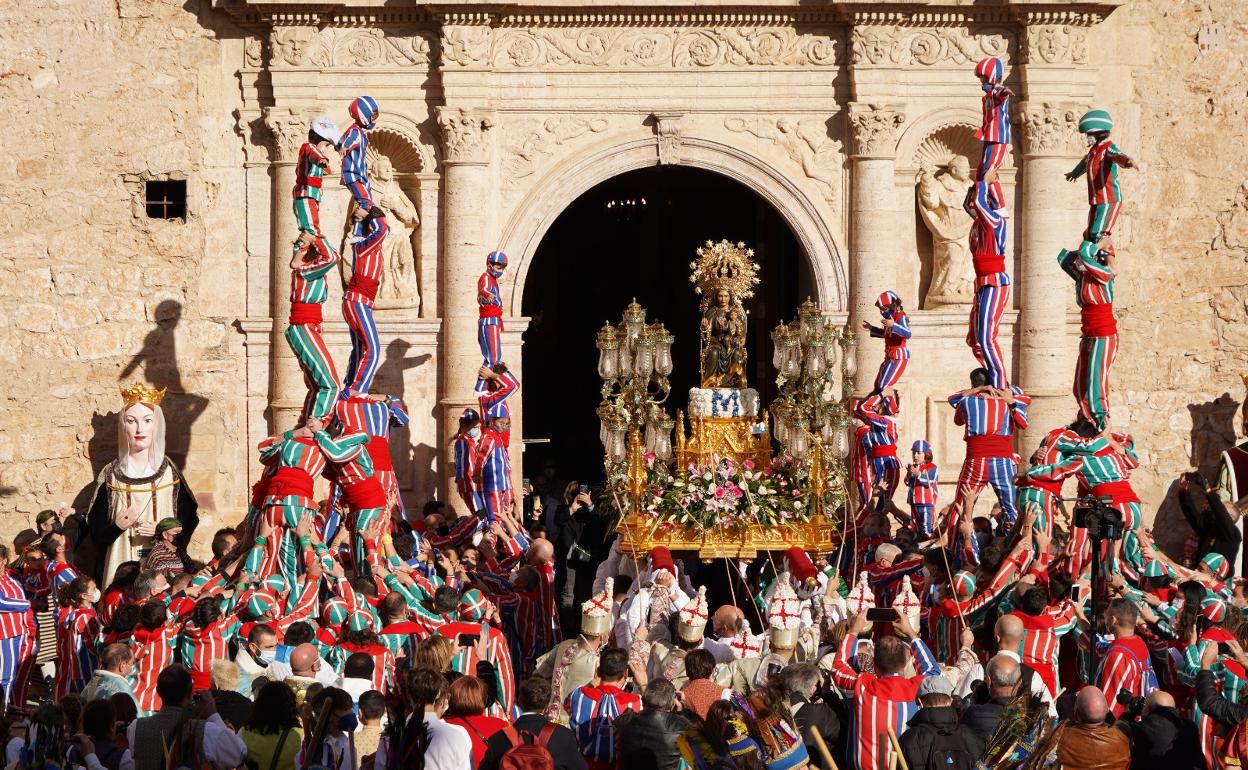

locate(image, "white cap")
[[310, 115, 340, 145], [676, 586, 709, 643]]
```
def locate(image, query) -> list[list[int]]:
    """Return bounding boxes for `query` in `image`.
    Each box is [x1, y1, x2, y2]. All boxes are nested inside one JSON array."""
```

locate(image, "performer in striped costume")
[[320, 419, 384, 575], [904, 439, 939, 537], [1179, 597, 1247, 766], [292, 116, 340, 263], [1097, 598, 1156, 717], [973, 56, 1013, 213], [331, 394, 409, 531], [964, 182, 1012, 388], [860, 291, 911, 393], [254, 422, 339, 581], [853, 392, 901, 514], [1065, 109, 1136, 258], [131, 602, 177, 714], [0, 571, 31, 707], [453, 409, 485, 516], [286, 242, 340, 422], [1008, 587, 1078, 698], [477, 417, 513, 524], [436, 613, 517, 720], [179, 597, 245, 692], [1049, 427, 1142, 574], [53, 577, 101, 699], [1059, 245, 1118, 430], [476, 364, 520, 443], [566, 647, 642, 770], [945, 369, 1030, 532], [478, 251, 508, 374], [341, 210, 389, 399], [339, 96, 379, 229], [829, 612, 940, 770], [1017, 425, 1080, 540]]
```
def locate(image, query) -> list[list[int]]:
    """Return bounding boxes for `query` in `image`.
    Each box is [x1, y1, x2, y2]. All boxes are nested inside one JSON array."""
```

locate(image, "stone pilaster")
[[262, 106, 308, 430], [437, 105, 497, 513], [847, 103, 906, 395]]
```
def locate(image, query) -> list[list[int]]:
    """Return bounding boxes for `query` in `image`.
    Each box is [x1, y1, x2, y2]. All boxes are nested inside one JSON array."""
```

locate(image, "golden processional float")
[[598, 239, 858, 560]]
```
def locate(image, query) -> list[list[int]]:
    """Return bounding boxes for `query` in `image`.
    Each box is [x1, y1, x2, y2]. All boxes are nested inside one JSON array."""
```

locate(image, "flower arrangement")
[[640, 452, 812, 535]]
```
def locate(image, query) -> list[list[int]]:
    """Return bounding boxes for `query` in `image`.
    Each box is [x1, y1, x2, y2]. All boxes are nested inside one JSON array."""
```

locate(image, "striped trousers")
[[872, 356, 908, 393], [293, 198, 337, 261], [976, 143, 1009, 211], [342, 299, 380, 396], [1074, 333, 1118, 430], [350, 505, 386, 576], [285, 322, 340, 421], [10, 630, 34, 708], [456, 479, 486, 518], [0, 634, 25, 709], [910, 504, 935, 538], [482, 487, 513, 523], [1017, 487, 1056, 541], [252, 502, 308, 582], [967, 284, 1010, 388], [868, 456, 901, 510], [479, 318, 503, 367], [946, 455, 1020, 529], [1082, 202, 1123, 253]]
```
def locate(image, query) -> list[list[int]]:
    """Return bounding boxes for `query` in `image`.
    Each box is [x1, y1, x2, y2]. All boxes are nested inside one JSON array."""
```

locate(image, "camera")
[[1116, 690, 1145, 720], [1073, 497, 1124, 541]]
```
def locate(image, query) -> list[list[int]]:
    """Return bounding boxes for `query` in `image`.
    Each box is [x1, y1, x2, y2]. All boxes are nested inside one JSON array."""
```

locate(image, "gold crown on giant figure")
[[689, 239, 761, 311], [120, 382, 167, 410]]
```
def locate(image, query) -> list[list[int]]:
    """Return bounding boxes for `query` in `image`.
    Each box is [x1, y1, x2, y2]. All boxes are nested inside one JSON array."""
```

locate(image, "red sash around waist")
[[365, 436, 393, 472], [1023, 477, 1064, 496], [870, 445, 898, 458], [341, 476, 386, 510], [973, 252, 1007, 277], [250, 476, 271, 511], [479, 305, 503, 319], [966, 434, 1015, 459], [1092, 480, 1139, 505], [267, 466, 315, 501], [347, 275, 379, 302], [289, 302, 323, 326], [1080, 303, 1117, 337], [299, 176, 323, 188]]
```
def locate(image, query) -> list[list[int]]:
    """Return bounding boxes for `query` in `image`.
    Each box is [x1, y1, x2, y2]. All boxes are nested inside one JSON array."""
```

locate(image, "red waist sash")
[[289, 302, 323, 325], [341, 476, 386, 510], [973, 252, 1007, 277], [300, 176, 323, 188], [267, 466, 315, 501], [1080, 303, 1117, 336], [1092, 480, 1139, 505], [365, 436, 393, 472], [966, 434, 1015, 459], [347, 275, 379, 302], [870, 445, 898, 458], [1023, 477, 1063, 496], [479, 305, 503, 319]]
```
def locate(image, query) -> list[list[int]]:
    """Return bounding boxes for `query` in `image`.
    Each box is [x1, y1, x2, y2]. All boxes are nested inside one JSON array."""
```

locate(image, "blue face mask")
[[338, 713, 359, 732], [468, 426, 482, 439], [256, 649, 276, 666]]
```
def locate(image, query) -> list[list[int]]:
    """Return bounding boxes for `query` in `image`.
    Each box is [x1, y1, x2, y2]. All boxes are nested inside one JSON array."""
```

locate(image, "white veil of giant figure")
[[80, 383, 198, 585]]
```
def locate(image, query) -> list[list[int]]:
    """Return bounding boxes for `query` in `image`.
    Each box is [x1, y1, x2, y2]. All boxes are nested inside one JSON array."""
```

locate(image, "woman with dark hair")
[[554, 481, 605, 635], [676, 699, 760, 770], [98, 562, 139, 628], [54, 577, 101, 700], [107, 694, 137, 751], [298, 687, 357, 770], [240, 681, 302, 770], [66, 699, 131, 770], [442, 676, 507, 767], [375, 668, 470, 770], [102, 605, 140, 646]]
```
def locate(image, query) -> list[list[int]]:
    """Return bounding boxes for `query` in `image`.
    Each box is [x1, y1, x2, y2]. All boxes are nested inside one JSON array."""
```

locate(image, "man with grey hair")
[[783, 663, 840, 769], [616, 678, 690, 769], [899, 674, 985, 770], [132, 570, 168, 602], [82, 643, 138, 707], [1055, 686, 1130, 770], [959, 654, 1021, 741]]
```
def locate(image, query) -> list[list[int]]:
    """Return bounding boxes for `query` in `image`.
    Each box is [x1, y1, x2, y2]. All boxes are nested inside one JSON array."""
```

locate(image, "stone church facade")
[[2, 0, 1246, 555]]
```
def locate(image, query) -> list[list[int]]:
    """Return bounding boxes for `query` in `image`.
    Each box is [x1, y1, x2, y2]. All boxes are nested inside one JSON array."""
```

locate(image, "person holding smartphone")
[[554, 481, 603, 635]]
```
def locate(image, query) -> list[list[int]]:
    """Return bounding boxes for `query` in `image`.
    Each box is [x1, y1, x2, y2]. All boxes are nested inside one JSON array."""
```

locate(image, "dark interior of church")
[[521, 166, 814, 488]]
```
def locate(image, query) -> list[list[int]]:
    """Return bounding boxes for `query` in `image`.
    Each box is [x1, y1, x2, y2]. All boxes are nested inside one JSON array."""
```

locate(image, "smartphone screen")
[[457, 634, 480, 647], [579, 484, 590, 495], [865, 607, 900, 623]]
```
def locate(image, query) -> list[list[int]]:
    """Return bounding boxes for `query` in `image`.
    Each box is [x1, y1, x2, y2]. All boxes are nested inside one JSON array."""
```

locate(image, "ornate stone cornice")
[[848, 103, 906, 159], [262, 106, 307, 164], [263, 25, 432, 69], [1019, 23, 1089, 65], [436, 107, 496, 165], [849, 24, 1011, 67], [440, 18, 495, 69], [1015, 101, 1086, 158]]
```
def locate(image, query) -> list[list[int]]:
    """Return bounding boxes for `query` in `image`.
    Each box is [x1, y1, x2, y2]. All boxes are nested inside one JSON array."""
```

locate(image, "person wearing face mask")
[[452, 408, 485, 517], [234, 624, 278, 693], [82, 643, 138, 708], [54, 575, 102, 700], [477, 251, 508, 376], [139, 518, 185, 578], [132, 601, 177, 715]]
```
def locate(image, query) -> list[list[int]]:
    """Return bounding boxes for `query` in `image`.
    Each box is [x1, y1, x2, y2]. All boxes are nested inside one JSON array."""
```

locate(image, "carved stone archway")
[[499, 134, 848, 314]]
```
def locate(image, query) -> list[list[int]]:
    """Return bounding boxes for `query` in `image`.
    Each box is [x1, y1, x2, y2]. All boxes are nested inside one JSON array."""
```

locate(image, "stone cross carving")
[[437, 107, 496, 164], [917, 157, 975, 307], [848, 103, 906, 159], [652, 112, 684, 166], [262, 106, 307, 164], [1016, 101, 1086, 158]]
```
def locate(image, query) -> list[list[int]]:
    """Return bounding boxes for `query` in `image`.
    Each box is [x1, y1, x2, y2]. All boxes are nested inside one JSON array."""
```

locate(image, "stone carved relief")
[[502, 116, 609, 187], [492, 26, 839, 69], [262, 106, 307, 164], [652, 113, 684, 166], [724, 117, 842, 206], [850, 26, 1010, 67], [1016, 101, 1085, 157], [441, 25, 493, 67], [1021, 25, 1088, 65], [848, 104, 906, 159], [268, 26, 432, 68], [437, 108, 496, 164], [244, 37, 263, 68], [913, 126, 981, 308]]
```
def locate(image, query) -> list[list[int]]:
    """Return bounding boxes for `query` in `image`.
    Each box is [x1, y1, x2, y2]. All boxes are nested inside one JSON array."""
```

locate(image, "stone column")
[[262, 106, 308, 431], [847, 103, 907, 395], [436, 106, 496, 513], [1015, 101, 1086, 449]]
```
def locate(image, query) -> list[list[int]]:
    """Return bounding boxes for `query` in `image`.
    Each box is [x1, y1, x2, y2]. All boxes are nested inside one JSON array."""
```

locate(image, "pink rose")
[[743, 459, 756, 470]]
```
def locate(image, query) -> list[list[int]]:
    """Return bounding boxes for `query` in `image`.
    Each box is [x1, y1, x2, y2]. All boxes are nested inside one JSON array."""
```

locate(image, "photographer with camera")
[[1120, 688, 1203, 770], [1178, 471, 1241, 572], [555, 482, 609, 636]]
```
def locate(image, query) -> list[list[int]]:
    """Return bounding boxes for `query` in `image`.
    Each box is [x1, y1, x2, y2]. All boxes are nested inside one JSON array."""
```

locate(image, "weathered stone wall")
[[0, 0, 249, 554]]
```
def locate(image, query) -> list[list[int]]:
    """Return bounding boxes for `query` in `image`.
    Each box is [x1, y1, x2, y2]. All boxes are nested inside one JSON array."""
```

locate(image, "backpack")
[[577, 691, 623, 764], [1112, 641, 1159, 697], [923, 729, 978, 770], [499, 723, 557, 770]]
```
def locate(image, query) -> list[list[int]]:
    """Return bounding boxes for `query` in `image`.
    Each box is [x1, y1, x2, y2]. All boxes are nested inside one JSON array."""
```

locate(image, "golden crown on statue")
[[689, 240, 761, 311], [120, 382, 167, 410]]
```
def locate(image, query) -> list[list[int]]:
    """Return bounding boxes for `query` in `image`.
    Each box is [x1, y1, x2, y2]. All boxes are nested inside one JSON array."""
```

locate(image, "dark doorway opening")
[[520, 166, 814, 486]]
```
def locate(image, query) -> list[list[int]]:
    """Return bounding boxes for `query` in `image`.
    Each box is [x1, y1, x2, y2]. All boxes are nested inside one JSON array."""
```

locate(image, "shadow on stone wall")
[[376, 338, 432, 510]]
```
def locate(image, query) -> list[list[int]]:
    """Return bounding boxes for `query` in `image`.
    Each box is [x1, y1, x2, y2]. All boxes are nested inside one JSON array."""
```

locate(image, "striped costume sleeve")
[[866, 323, 884, 339], [298, 247, 338, 279], [1055, 435, 1109, 456], [339, 128, 372, 209], [911, 638, 940, 676], [386, 398, 410, 428], [948, 393, 968, 425], [1008, 387, 1031, 430], [1026, 459, 1081, 484], [314, 429, 369, 463], [917, 466, 938, 487], [0, 592, 30, 614], [853, 399, 888, 430], [1068, 155, 1088, 179], [1105, 143, 1132, 166], [890, 314, 912, 340], [257, 433, 289, 463], [1099, 647, 1138, 716], [1048, 601, 1079, 636], [1078, 250, 1115, 285], [830, 633, 862, 692], [1058, 248, 1082, 280]]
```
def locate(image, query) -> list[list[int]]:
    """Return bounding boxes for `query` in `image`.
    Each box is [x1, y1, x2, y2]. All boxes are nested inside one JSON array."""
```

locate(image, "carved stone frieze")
[[1020, 25, 1089, 65], [266, 26, 432, 69], [848, 104, 906, 159], [850, 25, 1010, 67], [502, 116, 609, 186], [437, 107, 496, 165], [441, 25, 493, 68], [724, 117, 842, 206], [492, 26, 840, 69], [652, 113, 685, 166], [1015, 101, 1086, 157], [262, 106, 307, 164]]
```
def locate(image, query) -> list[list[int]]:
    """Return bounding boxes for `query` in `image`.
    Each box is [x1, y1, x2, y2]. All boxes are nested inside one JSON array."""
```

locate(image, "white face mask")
[[1085, 133, 1097, 147], [468, 427, 481, 439], [89, 589, 101, 604]]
